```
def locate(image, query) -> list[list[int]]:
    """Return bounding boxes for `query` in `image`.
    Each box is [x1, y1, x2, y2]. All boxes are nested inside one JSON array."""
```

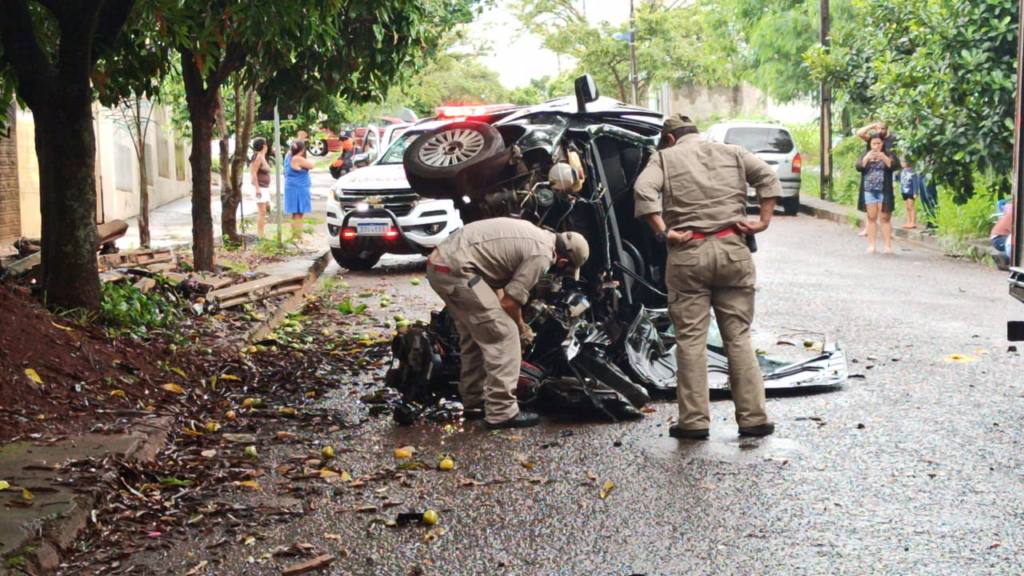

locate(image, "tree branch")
[[0, 0, 56, 105], [92, 0, 137, 64], [208, 43, 246, 92]]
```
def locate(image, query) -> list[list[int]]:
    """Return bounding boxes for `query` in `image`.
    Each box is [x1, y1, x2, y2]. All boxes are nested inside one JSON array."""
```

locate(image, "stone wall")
[[0, 102, 20, 245]]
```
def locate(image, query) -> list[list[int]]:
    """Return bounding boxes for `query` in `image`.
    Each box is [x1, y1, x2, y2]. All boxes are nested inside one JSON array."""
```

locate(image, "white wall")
[[95, 102, 192, 223]]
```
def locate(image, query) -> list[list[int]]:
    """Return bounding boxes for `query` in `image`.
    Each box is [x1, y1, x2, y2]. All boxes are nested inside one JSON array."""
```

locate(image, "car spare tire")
[[404, 121, 512, 200]]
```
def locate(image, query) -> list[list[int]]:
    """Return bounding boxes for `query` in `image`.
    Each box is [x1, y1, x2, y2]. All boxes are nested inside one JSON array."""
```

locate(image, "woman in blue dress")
[[284, 140, 315, 239]]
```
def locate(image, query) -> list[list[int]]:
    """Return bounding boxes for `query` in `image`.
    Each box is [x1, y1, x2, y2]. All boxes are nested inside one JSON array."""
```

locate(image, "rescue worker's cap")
[[662, 114, 697, 133], [555, 231, 590, 281]]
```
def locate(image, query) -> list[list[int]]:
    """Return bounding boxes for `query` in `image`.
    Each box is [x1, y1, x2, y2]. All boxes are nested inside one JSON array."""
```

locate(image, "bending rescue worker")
[[634, 114, 782, 440], [426, 217, 590, 429]]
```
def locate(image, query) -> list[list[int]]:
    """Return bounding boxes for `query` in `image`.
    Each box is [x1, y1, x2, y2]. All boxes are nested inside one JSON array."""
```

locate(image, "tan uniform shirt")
[[633, 133, 782, 233], [435, 217, 556, 305]]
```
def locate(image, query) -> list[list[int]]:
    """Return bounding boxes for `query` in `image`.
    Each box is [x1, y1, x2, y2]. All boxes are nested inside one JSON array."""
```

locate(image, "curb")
[[4, 417, 173, 575], [798, 196, 991, 260], [246, 248, 333, 345]]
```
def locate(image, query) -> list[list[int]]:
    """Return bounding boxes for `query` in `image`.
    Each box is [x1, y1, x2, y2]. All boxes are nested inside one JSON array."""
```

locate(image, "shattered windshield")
[[378, 132, 421, 165]]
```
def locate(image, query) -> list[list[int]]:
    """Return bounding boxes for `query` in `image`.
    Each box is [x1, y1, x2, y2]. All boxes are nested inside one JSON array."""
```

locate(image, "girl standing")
[[249, 138, 272, 237], [856, 136, 896, 253]]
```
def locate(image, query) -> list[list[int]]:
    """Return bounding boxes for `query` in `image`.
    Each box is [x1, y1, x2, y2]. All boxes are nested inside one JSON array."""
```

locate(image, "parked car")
[[385, 76, 846, 424], [705, 121, 802, 215]]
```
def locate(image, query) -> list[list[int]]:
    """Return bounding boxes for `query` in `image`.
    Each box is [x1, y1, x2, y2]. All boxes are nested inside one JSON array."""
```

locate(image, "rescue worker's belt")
[[685, 226, 740, 241]]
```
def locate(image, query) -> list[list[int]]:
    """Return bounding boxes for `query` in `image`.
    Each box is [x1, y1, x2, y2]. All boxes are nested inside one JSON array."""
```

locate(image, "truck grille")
[[339, 191, 418, 218]]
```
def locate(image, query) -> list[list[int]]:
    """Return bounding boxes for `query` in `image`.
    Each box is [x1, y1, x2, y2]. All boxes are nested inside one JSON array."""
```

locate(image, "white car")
[[326, 121, 463, 270], [705, 121, 802, 215]]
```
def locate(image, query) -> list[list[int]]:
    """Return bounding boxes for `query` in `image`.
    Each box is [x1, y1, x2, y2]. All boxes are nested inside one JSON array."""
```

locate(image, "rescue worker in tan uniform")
[[426, 217, 590, 429], [634, 114, 781, 439]]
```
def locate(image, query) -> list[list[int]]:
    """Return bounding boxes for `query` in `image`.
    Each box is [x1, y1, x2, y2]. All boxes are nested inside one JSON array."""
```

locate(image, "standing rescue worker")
[[634, 114, 781, 439], [426, 218, 590, 429]]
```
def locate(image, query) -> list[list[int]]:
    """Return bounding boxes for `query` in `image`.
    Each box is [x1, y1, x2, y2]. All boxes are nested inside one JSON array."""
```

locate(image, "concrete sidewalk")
[[121, 171, 333, 251], [799, 194, 991, 259], [120, 182, 259, 250]]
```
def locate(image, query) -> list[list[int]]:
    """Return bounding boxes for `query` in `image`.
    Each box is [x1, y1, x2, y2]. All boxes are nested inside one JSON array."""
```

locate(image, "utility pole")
[[819, 0, 832, 200], [273, 102, 283, 245], [629, 0, 639, 106]]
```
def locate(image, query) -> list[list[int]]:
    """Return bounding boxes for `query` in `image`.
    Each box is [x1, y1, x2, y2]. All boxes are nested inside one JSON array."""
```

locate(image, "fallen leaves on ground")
[[599, 480, 615, 499], [161, 383, 186, 395], [24, 368, 43, 385]]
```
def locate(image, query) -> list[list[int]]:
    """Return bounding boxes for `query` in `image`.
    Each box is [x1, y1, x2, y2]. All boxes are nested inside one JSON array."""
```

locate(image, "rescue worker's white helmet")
[[555, 231, 590, 281]]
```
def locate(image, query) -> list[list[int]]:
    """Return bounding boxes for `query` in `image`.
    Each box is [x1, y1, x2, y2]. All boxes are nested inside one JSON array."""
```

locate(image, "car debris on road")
[[383, 76, 848, 424]]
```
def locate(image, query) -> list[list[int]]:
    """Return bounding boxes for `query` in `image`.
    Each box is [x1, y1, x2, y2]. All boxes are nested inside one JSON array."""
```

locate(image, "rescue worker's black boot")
[[485, 411, 540, 430], [738, 423, 775, 437], [669, 425, 709, 440]]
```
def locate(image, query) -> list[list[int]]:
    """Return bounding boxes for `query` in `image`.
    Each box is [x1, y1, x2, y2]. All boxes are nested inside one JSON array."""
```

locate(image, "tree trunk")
[[230, 88, 255, 235], [185, 94, 217, 271], [216, 92, 238, 243], [34, 97, 101, 309], [134, 96, 150, 248]]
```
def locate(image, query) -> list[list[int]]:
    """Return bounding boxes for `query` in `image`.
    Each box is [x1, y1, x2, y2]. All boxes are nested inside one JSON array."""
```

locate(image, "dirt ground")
[[0, 285, 217, 442]]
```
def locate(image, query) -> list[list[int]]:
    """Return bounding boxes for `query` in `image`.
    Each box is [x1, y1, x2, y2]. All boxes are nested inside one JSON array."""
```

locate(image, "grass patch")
[[219, 258, 250, 274]]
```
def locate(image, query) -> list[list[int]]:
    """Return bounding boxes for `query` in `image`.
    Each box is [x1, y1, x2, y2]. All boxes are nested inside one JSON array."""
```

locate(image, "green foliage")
[[830, 136, 866, 206], [100, 281, 184, 337], [514, 0, 736, 104], [935, 180, 1000, 242], [808, 0, 1019, 201]]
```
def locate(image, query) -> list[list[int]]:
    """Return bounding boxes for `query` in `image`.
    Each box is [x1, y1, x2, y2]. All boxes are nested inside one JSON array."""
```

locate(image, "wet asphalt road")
[[147, 214, 1024, 575]]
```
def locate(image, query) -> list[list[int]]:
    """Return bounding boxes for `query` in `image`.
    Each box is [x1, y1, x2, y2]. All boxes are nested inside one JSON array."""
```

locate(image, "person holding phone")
[[856, 136, 896, 253], [284, 140, 315, 239]]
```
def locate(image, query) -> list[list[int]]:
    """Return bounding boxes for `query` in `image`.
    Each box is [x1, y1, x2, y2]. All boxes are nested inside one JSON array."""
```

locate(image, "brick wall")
[[0, 102, 20, 244]]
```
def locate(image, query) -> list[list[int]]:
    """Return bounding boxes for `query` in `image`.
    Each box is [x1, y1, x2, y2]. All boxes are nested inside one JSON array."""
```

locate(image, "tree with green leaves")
[[150, 0, 477, 271], [807, 0, 1018, 200], [0, 0, 159, 311], [514, 0, 736, 104]]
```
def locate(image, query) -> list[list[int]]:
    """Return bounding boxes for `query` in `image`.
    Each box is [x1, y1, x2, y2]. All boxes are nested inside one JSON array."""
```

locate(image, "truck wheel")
[[331, 248, 382, 271], [782, 195, 800, 216], [403, 121, 511, 200]]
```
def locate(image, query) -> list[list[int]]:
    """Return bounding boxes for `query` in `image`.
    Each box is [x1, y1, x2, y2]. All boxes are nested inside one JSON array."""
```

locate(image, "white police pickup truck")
[[326, 120, 464, 270]]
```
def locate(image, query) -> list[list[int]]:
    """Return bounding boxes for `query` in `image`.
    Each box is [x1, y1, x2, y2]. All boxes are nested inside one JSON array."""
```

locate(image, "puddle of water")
[[641, 429, 805, 465]]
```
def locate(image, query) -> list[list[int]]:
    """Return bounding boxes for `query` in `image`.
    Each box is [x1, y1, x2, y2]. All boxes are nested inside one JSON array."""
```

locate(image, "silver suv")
[[705, 121, 802, 215]]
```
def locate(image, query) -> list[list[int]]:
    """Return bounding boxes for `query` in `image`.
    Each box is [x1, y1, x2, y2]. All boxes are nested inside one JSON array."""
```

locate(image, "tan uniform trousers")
[[666, 233, 768, 431], [426, 265, 521, 424]]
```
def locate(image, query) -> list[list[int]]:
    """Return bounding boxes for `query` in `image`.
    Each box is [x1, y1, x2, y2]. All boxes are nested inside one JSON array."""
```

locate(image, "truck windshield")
[[378, 132, 421, 165], [724, 127, 795, 154]]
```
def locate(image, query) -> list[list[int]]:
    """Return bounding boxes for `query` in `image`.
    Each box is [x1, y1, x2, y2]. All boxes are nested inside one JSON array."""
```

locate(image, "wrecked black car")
[[386, 76, 847, 424]]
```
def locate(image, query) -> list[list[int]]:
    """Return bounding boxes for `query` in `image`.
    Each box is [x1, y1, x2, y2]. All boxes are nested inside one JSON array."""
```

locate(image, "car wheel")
[[404, 121, 512, 200], [331, 247, 382, 271], [782, 194, 800, 216], [309, 139, 328, 157]]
